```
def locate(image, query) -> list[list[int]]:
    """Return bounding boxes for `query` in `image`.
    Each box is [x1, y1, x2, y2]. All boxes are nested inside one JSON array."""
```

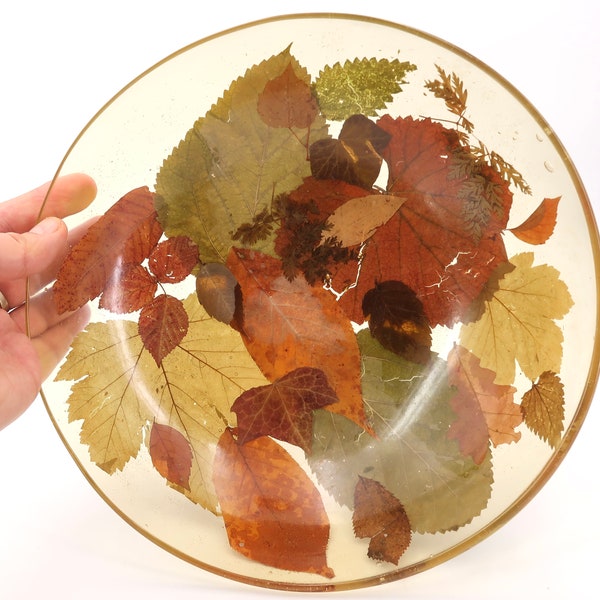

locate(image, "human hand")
[[0, 174, 96, 429]]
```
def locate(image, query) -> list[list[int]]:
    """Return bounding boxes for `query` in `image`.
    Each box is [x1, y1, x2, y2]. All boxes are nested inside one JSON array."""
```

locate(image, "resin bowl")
[[36, 13, 598, 592]]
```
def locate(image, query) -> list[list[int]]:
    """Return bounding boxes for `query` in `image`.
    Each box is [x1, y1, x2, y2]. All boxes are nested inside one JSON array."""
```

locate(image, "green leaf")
[[309, 330, 493, 534], [313, 57, 416, 121], [56, 294, 269, 513], [155, 47, 329, 263]]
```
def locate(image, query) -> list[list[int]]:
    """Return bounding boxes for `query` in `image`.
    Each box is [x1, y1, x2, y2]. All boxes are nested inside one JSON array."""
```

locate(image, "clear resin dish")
[[36, 13, 599, 592]]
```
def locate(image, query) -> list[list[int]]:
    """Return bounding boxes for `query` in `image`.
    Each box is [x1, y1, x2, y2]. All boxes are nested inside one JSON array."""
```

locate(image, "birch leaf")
[[521, 371, 565, 448], [460, 253, 573, 385], [509, 197, 560, 245], [56, 294, 269, 513]]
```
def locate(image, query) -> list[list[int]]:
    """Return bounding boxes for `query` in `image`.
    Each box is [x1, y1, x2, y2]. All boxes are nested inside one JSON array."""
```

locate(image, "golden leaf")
[[56, 294, 269, 513], [460, 253, 573, 385]]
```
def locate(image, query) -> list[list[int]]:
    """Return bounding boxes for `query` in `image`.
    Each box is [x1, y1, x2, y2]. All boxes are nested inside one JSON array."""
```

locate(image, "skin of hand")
[[0, 174, 97, 430]]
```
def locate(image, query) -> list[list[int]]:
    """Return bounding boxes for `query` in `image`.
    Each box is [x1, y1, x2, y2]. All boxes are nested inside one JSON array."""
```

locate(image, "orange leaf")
[[138, 294, 189, 365], [227, 247, 371, 432], [353, 476, 412, 565], [148, 236, 199, 283], [232, 367, 338, 453], [53, 186, 162, 313], [149, 422, 193, 491], [521, 371, 565, 448], [509, 197, 560, 245], [213, 429, 334, 578], [99, 263, 157, 313], [447, 346, 521, 462], [257, 63, 319, 129]]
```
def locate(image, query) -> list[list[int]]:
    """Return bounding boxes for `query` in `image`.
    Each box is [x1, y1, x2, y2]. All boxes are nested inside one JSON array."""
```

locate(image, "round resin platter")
[[37, 13, 598, 591]]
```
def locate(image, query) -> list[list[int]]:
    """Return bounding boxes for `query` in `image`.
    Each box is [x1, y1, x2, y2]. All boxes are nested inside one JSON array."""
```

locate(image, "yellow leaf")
[[56, 294, 269, 513], [459, 253, 573, 385], [521, 371, 565, 448]]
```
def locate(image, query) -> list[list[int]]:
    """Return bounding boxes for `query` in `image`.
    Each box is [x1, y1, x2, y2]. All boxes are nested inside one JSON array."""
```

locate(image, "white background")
[[1, 1, 598, 598]]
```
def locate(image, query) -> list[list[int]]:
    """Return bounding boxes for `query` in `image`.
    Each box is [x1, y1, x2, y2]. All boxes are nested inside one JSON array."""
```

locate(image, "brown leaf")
[[447, 346, 521, 463], [227, 247, 371, 433], [149, 422, 193, 491], [310, 114, 391, 189], [195, 262, 238, 324], [509, 197, 560, 245], [213, 428, 334, 578], [138, 294, 189, 365], [99, 263, 157, 313], [362, 280, 432, 364], [353, 476, 412, 565], [521, 371, 565, 448], [148, 236, 199, 283], [53, 186, 162, 313], [232, 367, 338, 453], [324, 193, 407, 247], [257, 62, 319, 129]]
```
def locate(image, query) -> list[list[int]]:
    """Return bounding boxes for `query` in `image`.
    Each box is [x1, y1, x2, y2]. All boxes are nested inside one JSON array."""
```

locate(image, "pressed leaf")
[[227, 247, 370, 432], [99, 263, 157, 314], [155, 48, 329, 263], [54, 186, 162, 313], [148, 236, 199, 283], [257, 63, 319, 129], [310, 114, 391, 189], [56, 294, 269, 512], [232, 367, 338, 453], [324, 193, 407, 247], [213, 428, 335, 578], [149, 422, 193, 491], [353, 476, 412, 565], [333, 116, 512, 328], [521, 371, 565, 448], [310, 330, 493, 534], [447, 345, 521, 463], [460, 253, 573, 385], [313, 57, 417, 121], [509, 197, 560, 245], [195, 262, 239, 324], [138, 295, 189, 365], [362, 280, 432, 364]]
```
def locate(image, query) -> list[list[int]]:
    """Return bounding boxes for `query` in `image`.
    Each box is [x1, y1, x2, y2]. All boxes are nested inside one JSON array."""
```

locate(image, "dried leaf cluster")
[[53, 45, 571, 577]]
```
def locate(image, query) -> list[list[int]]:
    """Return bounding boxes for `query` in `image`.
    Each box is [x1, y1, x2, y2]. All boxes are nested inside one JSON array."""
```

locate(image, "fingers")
[[0, 216, 69, 286], [0, 173, 96, 234]]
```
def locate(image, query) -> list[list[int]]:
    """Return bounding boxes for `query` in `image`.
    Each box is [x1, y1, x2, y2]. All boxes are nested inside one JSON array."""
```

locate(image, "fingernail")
[[31, 217, 62, 235]]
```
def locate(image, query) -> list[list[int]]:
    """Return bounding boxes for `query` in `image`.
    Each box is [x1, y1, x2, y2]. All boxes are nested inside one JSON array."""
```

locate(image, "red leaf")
[[213, 428, 334, 578], [257, 63, 319, 129], [99, 263, 157, 313], [138, 294, 189, 365], [232, 367, 338, 453], [447, 345, 521, 462], [509, 196, 560, 245], [54, 186, 162, 313], [353, 476, 412, 565], [148, 236, 199, 283], [149, 422, 193, 491], [227, 247, 371, 433], [334, 117, 512, 327]]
